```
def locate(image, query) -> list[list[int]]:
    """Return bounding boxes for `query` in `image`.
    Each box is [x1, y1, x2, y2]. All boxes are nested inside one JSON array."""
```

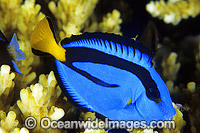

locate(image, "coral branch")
[[146, 0, 200, 25]]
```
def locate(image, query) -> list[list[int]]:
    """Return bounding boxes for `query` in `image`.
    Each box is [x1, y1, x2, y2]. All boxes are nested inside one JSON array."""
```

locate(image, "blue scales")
[[54, 33, 176, 123]]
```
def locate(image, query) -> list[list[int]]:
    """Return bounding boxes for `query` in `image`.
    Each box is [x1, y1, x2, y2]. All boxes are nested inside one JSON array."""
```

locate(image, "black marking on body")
[[62, 47, 160, 102], [67, 63, 119, 87], [46, 17, 58, 43]]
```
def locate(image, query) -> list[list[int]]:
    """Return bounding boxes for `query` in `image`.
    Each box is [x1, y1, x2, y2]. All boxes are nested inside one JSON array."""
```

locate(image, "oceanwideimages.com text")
[[25, 116, 175, 131]]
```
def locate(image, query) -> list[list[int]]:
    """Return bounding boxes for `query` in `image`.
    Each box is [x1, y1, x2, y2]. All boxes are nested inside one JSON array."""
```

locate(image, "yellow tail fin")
[[31, 17, 66, 62]]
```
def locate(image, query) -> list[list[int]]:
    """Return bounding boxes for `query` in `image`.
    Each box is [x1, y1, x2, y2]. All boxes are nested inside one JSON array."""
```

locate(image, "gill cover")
[[30, 17, 66, 62]]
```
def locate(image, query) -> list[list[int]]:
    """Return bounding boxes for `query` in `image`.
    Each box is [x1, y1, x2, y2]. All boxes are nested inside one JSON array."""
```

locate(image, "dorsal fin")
[[61, 32, 154, 67], [139, 21, 158, 52], [61, 32, 153, 58]]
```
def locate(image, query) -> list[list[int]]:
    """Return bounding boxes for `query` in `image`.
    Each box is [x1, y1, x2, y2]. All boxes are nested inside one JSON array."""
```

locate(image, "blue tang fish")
[[31, 18, 176, 124], [0, 30, 26, 74]]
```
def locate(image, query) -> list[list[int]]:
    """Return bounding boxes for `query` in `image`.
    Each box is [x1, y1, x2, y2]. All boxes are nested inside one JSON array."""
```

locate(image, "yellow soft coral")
[[0, 0, 22, 32], [162, 52, 181, 81], [49, 0, 99, 39], [146, 0, 200, 25], [0, 0, 46, 91], [0, 110, 29, 133], [182, 81, 200, 133], [0, 65, 15, 112], [17, 0, 45, 45], [186, 82, 196, 93], [166, 80, 180, 94], [48, 0, 122, 41], [79, 112, 96, 121], [14, 0, 45, 90], [84, 9, 122, 35], [98, 9, 122, 34], [17, 71, 64, 132]]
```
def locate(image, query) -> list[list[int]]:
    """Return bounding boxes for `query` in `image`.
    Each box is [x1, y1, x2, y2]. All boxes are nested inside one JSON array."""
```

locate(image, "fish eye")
[[146, 87, 161, 103]]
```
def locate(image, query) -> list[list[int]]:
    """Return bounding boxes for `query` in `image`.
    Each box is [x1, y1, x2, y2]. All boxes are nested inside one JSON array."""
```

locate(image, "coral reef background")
[[0, 0, 200, 133]]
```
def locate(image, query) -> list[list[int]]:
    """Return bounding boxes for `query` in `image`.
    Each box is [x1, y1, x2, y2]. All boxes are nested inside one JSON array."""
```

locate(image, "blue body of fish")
[[53, 32, 176, 124]]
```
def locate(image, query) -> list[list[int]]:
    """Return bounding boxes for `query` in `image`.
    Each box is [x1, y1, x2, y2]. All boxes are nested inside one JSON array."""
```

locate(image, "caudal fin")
[[30, 17, 66, 62], [8, 33, 26, 61]]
